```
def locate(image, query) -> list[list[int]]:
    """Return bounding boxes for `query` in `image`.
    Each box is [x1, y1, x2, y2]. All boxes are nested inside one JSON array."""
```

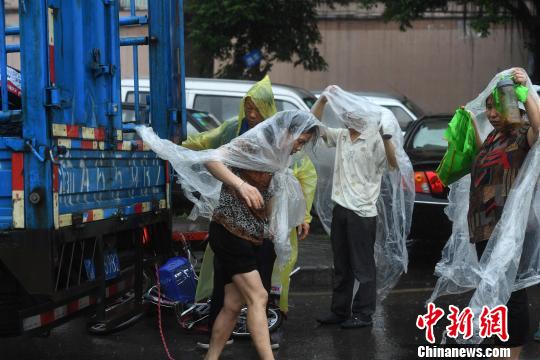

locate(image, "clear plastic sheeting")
[[309, 86, 415, 299], [136, 110, 320, 267], [427, 68, 540, 344]]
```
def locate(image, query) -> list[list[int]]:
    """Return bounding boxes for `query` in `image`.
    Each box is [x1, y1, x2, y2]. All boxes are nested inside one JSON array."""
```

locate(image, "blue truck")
[[0, 0, 186, 336]]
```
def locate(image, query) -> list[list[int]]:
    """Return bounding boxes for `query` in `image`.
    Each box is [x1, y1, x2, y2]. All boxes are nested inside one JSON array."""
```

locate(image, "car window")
[[125, 91, 150, 105], [384, 106, 414, 130], [193, 95, 241, 122], [188, 110, 220, 132], [303, 96, 317, 109], [186, 121, 198, 136], [275, 100, 299, 111], [121, 102, 149, 124], [411, 120, 448, 151]]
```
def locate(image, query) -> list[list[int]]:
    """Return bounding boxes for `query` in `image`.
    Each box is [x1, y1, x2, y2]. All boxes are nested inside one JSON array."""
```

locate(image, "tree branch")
[[501, 0, 533, 28]]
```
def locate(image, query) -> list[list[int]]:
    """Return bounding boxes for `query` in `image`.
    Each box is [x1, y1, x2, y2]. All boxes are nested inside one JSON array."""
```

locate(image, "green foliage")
[[186, 0, 355, 79]]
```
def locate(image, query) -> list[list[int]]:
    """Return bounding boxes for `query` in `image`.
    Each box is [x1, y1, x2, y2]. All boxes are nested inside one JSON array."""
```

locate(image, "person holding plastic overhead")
[[182, 76, 317, 349], [136, 110, 320, 360], [309, 85, 414, 329], [428, 68, 540, 359]]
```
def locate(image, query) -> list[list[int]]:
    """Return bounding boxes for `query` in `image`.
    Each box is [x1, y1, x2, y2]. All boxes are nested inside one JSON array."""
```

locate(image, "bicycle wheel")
[[232, 304, 282, 337]]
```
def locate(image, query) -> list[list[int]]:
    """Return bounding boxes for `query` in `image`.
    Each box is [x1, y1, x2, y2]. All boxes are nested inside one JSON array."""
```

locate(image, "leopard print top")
[[212, 168, 274, 244]]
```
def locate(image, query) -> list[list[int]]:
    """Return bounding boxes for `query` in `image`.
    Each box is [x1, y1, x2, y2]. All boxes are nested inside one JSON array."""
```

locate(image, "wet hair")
[[263, 113, 319, 147], [485, 93, 494, 105], [300, 124, 319, 147]]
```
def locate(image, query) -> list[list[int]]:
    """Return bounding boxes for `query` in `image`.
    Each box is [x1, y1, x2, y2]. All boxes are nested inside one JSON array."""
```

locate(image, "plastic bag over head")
[[308, 85, 415, 299], [136, 110, 320, 267]]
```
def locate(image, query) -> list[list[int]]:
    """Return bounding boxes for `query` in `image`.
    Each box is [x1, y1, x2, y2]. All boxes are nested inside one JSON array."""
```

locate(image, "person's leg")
[[205, 283, 244, 360], [231, 270, 274, 360], [257, 239, 276, 294], [256, 239, 281, 348], [329, 205, 354, 319], [208, 254, 225, 330], [349, 214, 377, 322]]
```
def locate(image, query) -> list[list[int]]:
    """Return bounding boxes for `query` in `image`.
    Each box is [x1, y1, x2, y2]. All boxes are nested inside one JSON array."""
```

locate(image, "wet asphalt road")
[[2, 236, 540, 360]]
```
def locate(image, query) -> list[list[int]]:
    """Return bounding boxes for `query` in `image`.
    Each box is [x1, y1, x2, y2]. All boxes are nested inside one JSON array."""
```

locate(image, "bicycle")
[[142, 231, 297, 338]]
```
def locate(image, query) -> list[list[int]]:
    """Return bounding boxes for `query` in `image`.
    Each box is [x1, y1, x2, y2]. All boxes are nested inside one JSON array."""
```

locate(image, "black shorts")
[[208, 221, 274, 285]]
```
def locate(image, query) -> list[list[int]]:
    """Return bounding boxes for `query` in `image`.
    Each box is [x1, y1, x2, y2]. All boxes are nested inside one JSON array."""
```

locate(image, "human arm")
[[382, 137, 398, 169], [467, 109, 483, 150], [182, 121, 232, 150], [513, 68, 540, 146], [379, 124, 398, 169], [204, 161, 264, 209], [292, 155, 318, 240], [311, 95, 327, 121]]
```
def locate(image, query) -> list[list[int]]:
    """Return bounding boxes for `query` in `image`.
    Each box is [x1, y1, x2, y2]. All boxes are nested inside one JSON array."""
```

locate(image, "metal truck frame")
[[0, 0, 186, 336]]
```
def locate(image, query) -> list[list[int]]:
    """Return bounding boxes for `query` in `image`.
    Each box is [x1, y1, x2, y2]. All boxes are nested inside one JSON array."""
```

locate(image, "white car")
[[121, 78, 318, 123]]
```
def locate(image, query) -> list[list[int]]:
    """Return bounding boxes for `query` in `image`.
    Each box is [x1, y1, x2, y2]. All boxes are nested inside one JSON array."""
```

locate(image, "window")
[[125, 91, 150, 105], [384, 106, 414, 130], [187, 109, 220, 132], [303, 96, 317, 109], [275, 100, 298, 111], [411, 120, 449, 151], [119, 0, 147, 10], [186, 122, 198, 136], [121, 101, 149, 124], [193, 95, 242, 122]]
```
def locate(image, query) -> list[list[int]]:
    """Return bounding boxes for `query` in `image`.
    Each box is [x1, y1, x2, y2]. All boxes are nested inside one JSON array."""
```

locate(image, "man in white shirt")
[[312, 95, 398, 329]]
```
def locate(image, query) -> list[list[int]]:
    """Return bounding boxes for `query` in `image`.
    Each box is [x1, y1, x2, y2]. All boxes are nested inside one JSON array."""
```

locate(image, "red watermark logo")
[[416, 303, 508, 344]]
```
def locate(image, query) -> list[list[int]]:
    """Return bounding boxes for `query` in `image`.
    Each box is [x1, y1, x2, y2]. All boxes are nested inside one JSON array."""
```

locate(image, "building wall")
[[1, 4, 528, 114], [268, 19, 528, 114]]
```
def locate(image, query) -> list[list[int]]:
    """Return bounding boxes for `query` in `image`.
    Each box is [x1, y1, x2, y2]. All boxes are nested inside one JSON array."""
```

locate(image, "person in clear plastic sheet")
[[467, 68, 540, 358], [310, 88, 398, 329], [427, 68, 540, 359], [183, 76, 317, 350], [136, 111, 320, 360]]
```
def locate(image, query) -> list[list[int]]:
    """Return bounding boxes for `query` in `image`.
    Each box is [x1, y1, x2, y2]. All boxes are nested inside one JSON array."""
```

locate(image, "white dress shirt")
[[323, 127, 387, 217]]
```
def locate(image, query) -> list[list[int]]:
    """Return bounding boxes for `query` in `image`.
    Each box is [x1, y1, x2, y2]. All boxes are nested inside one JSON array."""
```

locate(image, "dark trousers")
[[330, 204, 377, 320], [475, 240, 530, 347], [208, 239, 276, 329]]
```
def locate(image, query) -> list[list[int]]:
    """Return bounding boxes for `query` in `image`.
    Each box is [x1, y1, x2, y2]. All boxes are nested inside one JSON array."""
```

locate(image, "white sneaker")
[[196, 337, 234, 350], [270, 332, 280, 350]]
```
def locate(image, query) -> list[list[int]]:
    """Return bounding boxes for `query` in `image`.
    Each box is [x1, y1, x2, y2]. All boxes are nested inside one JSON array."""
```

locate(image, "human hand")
[[513, 68, 529, 86], [297, 222, 310, 240], [324, 85, 339, 95], [236, 181, 264, 210]]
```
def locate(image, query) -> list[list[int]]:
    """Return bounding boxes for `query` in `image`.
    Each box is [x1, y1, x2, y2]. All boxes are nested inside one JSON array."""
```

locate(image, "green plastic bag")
[[436, 108, 479, 186]]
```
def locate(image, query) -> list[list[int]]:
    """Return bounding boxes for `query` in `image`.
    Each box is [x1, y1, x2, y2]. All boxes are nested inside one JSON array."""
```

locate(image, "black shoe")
[[340, 316, 372, 329], [316, 313, 347, 325]]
